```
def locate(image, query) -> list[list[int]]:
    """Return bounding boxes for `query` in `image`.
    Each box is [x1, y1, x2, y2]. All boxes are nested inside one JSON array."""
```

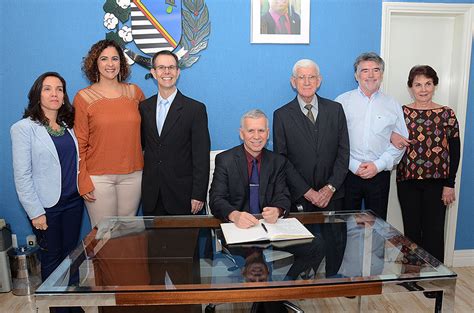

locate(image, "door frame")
[[380, 2, 473, 266]]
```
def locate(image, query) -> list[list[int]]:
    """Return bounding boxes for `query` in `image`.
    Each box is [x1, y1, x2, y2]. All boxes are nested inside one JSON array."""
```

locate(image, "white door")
[[381, 3, 473, 266]]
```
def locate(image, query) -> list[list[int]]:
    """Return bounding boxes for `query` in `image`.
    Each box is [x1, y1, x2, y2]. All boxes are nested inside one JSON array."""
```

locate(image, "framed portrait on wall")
[[251, 0, 310, 44]]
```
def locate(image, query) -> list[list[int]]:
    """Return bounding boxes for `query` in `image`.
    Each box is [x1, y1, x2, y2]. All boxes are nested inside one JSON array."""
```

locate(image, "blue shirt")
[[48, 130, 81, 211], [335, 88, 408, 174], [337, 215, 393, 277], [156, 88, 178, 126]]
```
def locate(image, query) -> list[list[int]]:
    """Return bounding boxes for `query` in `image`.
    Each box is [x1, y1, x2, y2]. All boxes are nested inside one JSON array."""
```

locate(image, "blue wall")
[[1, 0, 472, 250]]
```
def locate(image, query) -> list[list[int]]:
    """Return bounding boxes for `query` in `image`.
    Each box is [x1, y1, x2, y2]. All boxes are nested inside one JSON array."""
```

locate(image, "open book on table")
[[220, 217, 314, 245]]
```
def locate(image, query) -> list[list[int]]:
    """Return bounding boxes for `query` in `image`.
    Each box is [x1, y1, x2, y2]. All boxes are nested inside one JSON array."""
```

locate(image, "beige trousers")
[[85, 170, 142, 227]]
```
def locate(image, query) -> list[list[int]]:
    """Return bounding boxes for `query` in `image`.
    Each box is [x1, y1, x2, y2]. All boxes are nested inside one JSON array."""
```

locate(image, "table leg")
[[83, 306, 99, 313], [36, 303, 49, 313], [357, 224, 373, 313], [439, 279, 456, 313], [382, 278, 456, 313], [357, 296, 369, 313]]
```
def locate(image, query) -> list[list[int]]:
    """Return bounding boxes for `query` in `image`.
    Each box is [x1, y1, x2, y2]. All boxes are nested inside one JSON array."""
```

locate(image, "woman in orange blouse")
[[392, 65, 460, 263], [74, 40, 145, 226]]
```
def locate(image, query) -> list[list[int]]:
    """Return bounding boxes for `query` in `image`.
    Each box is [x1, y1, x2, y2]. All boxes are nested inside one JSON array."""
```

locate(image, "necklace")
[[45, 124, 65, 137]]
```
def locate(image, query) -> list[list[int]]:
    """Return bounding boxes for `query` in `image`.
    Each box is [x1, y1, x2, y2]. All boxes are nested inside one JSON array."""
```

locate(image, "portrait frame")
[[251, 0, 310, 44]]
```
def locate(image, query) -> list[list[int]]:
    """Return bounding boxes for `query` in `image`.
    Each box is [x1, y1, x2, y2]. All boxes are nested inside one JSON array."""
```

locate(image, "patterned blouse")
[[396, 106, 459, 184]]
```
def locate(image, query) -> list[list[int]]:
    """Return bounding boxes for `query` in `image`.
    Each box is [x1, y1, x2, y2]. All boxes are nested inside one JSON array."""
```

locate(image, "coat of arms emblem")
[[103, 0, 210, 69]]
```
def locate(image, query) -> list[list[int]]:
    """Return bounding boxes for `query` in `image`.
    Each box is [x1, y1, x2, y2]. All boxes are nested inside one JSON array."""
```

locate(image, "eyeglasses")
[[295, 75, 318, 82], [154, 65, 178, 72]]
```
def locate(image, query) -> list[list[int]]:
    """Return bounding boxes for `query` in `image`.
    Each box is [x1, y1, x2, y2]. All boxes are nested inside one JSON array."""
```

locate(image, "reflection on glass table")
[[35, 211, 456, 313]]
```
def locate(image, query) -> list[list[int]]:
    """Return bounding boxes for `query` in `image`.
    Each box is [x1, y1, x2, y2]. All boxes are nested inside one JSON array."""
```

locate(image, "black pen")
[[261, 223, 268, 233]]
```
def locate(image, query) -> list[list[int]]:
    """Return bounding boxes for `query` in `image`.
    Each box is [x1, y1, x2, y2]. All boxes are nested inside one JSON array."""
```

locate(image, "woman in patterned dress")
[[392, 65, 460, 263]]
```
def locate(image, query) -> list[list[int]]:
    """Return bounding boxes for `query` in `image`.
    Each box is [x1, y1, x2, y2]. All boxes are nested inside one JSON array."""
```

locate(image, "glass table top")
[[36, 211, 456, 294]]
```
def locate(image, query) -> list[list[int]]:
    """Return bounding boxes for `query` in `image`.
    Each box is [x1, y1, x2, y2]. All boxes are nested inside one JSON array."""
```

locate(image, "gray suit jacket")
[[10, 118, 79, 219]]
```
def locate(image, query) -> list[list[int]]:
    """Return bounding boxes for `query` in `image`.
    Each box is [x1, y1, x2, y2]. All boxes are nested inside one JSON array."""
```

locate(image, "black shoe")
[[250, 302, 287, 313], [398, 281, 424, 291], [424, 291, 442, 299]]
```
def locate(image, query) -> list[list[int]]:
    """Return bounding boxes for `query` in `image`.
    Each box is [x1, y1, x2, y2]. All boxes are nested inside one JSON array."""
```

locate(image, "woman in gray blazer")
[[11, 72, 83, 282]]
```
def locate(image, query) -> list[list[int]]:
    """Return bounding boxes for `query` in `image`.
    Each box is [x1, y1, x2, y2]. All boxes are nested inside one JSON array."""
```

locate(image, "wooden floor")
[[1, 267, 472, 312]]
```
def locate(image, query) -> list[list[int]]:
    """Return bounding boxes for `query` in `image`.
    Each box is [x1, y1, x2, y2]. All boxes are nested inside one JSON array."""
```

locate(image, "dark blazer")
[[140, 90, 210, 215], [260, 10, 301, 35], [273, 95, 349, 211], [209, 145, 290, 221]]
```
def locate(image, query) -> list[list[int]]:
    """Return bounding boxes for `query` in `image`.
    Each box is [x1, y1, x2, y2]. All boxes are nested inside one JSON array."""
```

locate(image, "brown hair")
[[407, 65, 439, 87], [151, 50, 179, 68], [82, 40, 130, 83]]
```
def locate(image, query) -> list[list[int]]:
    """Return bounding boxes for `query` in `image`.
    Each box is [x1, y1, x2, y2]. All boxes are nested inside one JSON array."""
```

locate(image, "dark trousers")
[[284, 238, 325, 279], [152, 191, 168, 216], [33, 204, 83, 281], [33, 202, 84, 313], [152, 191, 206, 216], [397, 179, 446, 262], [344, 171, 391, 220], [294, 195, 344, 212]]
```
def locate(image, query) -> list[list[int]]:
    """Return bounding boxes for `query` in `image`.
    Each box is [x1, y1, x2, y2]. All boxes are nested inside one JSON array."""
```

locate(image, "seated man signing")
[[210, 109, 290, 228]]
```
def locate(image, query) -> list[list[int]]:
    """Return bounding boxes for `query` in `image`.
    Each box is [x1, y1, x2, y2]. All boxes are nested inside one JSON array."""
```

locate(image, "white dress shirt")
[[337, 215, 394, 277], [335, 88, 408, 174]]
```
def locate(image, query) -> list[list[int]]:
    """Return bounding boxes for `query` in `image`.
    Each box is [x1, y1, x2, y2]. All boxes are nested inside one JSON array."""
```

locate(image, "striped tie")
[[305, 104, 315, 124]]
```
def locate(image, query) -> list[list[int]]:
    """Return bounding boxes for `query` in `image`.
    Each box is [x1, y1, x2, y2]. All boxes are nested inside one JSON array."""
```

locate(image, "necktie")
[[249, 159, 260, 214], [156, 99, 169, 135], [305, 104, 315, 124], [278, 15, 288, 34]]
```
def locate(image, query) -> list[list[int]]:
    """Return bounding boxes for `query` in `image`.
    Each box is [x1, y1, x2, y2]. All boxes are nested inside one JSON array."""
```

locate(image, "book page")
[[220, 222, 268, 244], [220, 218, 314, 244], [262, 218, 314, 241]]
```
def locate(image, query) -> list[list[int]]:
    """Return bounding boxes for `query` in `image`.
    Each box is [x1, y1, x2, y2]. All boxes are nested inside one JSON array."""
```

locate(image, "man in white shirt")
[[335, 52, 408, 220]]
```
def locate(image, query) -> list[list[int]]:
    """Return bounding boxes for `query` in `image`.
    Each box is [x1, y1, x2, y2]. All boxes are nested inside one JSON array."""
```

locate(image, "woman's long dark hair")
[[23, 72, 75, 128]]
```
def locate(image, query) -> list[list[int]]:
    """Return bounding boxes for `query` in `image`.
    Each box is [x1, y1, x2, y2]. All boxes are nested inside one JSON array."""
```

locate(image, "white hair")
[[292, 59, 320, 77], [240, 109, 269, 129]]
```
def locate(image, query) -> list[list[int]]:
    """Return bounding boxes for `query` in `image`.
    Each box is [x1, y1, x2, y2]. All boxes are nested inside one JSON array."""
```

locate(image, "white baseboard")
[[452, 249, 474, 267]]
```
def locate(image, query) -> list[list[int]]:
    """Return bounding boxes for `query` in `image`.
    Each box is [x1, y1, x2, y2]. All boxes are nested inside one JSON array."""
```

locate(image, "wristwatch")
[[327, 184, 336, 193]]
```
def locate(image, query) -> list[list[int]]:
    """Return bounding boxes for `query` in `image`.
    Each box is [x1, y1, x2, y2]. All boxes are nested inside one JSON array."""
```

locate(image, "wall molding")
[[452, 249, 474, 267]]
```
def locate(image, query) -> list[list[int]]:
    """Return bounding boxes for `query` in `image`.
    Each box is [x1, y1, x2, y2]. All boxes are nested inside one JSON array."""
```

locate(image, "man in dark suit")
[[273, 59, 349, 212], [273, 59, 349, 279], [210, 109, 290, 228], [140, 50, 210, 215], [260, 0, 301, 34]]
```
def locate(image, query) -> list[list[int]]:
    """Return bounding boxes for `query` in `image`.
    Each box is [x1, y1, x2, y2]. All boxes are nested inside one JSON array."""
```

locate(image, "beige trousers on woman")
[[85, 170, 142, 227]]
